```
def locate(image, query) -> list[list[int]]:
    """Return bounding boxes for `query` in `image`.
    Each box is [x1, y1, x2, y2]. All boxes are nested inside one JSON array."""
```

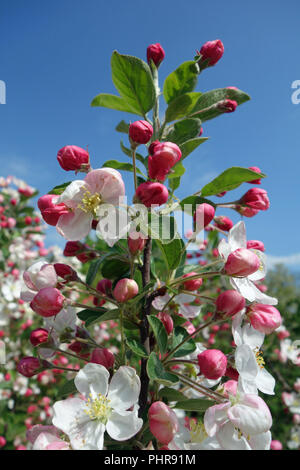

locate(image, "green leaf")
[[91, 93, 140, 114], [156, 237, 183, 271], [163, 61, 199, 104], [165, 118, 202, 144], [188, 87, 250, 122], [126, 339, 149, 358], [120, 140, 145, 165], [77, 308, 106, 324], [86, 258, 103, 286], [165, 93, 202, 123], [146, 213, 178, 243], [148, 315, 168, 355], [169, 176, 181, 192], [171, 326, 196, 358], [180, 137, 208, 160], [48, 182, 71, 196], [158, 387, 186, 401], [167, 161, 185, 179], [102, 159, 143, 175], [147, 352, 179, 386], [200, 166, 266, 197], [174, 398, 212, 411], [116, 120, 130, 133], [101, 258, 130, 280], [57, 379, 77, 398], [111, 51, 155, 116]]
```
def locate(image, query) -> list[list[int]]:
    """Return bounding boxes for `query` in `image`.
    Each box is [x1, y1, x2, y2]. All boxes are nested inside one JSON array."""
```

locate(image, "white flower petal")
[[235, 345, 258, 382], [248, 250, 267, 282], [228, 394, 272, 435], [249, 431, 271, 450], [256, 367, 275, 395], [84, 168, 125, 205], [217, 422, 252, 450], [57, 180, 88, 207], [75, 363, 109, 399], [218, 239, 231, 260], [230, 277, 278, 305], [106, 409, 143, 441], [56, 210, 93, 241], [107, 366, 140, 411], [228, 221, 247, 251], [204, 403, 231, 437], [242, 324, 265, 350]]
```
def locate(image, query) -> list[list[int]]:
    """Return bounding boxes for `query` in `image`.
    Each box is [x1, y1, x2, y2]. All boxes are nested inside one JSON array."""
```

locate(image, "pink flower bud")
[[147, 43, 165, 67], [30, 287, 65, 317], [217, 99, 237, 113], [246, 240, 265, 252], [214, 216, 233, 232], [247, 166, 262, 184], [270, 440, 283, 450], [148, 142, 182, 182], [157, 312, 174, 335], [128, 231, 147, 255], [38, 194, 69, 226], [148, 401, 179, 445], [63, 241, 85, 256], [113, 278, 139, 302], [182, 272, 203, 291], [25, 216, 32, 225], [225, 248, 260, 277], [96, 279, 112, 296], [235, 204, 259, 218], [216, 290, 246, 317], [0, 437, 6, 448], [240, 188, 270, 211], [135, 181, 169, 207], [17, 357, 43, 378], [225, 366, 239, 381], [222, 380, 238, 398], [193, 203, 215, 232], [129, 120, 153, 145], [54, 263, 78, 281], [30, 328, 49, 347], [7, 217, 16, 228], [57, 145, 90, 172], [247, 304, 282, 334], [199, 39, 224, 66], [90, 348, 115, 369], [197, 349, 227, 380]]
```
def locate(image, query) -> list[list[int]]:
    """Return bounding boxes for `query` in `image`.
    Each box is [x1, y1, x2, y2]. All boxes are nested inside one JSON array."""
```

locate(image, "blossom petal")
[[256, 367, 275, 395], [248, 250, 267, 282], [106, 409, 143, 441], [228, 394, 272, 435], [56, 209, 93, 241], [228, 221, 247, 251], [74, 363, 109, 399], [218, 239, 231, 260], [84, 168, 125, 205], [217, 422, 252, 450], [107, 366, 141, 411], [235, 345, 258, 382], [230, 277, 278, 305], [204, 403, 231, 437], [57, 180, 88, 208], [249, 431, 271, 450]]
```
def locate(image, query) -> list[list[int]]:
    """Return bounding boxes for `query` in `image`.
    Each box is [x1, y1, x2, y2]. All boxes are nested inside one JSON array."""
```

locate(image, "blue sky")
[[1, 0, 300, 266]]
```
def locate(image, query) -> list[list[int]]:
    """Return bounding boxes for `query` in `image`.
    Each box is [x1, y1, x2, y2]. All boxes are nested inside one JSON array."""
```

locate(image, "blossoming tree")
[[14, 41, 294, 450]]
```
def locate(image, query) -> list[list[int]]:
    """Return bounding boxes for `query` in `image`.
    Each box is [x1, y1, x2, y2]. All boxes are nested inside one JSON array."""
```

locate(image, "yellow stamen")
[[189, 420, 208, 443], [84, 393, 111, 424], [255, 348, 265, 369], [78, 191, 102, 217]]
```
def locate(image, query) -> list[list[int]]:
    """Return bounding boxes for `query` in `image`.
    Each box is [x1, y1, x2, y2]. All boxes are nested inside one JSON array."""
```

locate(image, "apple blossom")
[[56, 168, 125, 241], [57, 145, 90, 172], [147, 43, 165, 67], [216, 290, 246, 317], [52, 363, 143, 450], [198, 39, 224, 66], [197, 349, 227, 380], [129, 120, 153, 145]]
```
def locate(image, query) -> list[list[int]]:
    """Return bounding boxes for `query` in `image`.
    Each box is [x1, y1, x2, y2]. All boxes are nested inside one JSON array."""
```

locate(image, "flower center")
[[84, 393, 112, 424], [79, 191, 102, 217], [254, 348, 265, 369], [189, 420, 208, 443]]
